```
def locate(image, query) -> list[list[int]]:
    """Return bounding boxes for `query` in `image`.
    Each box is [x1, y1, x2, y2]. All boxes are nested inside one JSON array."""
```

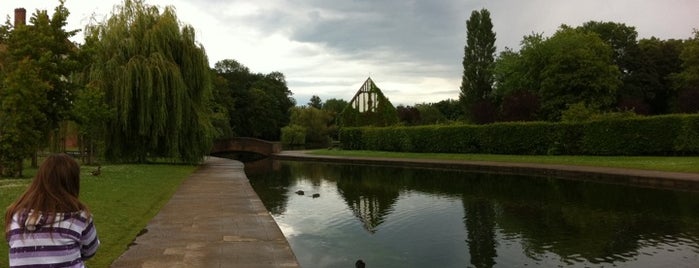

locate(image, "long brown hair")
[[5, 154, 90, 237]]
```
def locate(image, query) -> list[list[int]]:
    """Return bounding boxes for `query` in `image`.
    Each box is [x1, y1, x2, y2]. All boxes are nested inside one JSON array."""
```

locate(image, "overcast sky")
[[1, 0, 697, 106]]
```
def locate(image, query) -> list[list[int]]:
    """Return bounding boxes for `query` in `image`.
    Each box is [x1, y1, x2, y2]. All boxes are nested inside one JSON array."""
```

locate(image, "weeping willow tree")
[[85, 0, 213, 163]]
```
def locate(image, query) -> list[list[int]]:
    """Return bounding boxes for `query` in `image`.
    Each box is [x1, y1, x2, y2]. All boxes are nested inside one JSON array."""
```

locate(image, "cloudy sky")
[[1, 0, 697, 106]]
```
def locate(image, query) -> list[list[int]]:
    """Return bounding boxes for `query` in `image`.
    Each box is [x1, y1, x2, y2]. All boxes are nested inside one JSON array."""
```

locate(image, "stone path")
[[110, 157, 299, 268]]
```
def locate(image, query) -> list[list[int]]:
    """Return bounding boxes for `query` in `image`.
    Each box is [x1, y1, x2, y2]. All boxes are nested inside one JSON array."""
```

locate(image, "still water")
[[245, 160, 699, 268]]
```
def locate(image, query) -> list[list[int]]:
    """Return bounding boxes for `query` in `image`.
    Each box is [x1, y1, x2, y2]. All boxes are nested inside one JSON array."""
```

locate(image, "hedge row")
[[339, 114, 699, 155]]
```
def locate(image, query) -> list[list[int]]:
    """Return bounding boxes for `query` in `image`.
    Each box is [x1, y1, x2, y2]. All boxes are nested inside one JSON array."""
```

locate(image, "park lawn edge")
[[307, 149, 699, 173], [0, 163, 197, 267]]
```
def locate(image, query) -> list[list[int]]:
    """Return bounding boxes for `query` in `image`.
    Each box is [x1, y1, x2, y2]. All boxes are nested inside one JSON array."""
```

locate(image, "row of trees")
[[298, 9, 699, 136], [0, 0, 299, 176], [461, 9, 699, 124]]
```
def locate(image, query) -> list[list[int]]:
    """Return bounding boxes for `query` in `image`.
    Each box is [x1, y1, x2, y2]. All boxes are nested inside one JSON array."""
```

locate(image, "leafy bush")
[[281, 124, 306, 146], [339, 114, 699, 156]]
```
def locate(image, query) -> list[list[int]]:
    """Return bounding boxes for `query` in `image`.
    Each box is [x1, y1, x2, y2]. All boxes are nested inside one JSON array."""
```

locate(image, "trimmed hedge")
[[338, 114, 699, 156]]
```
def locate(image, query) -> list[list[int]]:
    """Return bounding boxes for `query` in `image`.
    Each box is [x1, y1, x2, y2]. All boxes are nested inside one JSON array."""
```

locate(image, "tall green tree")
[[577, 21, 639, 73], [2, 1, 80, 152], [308, 95, 323, 109], [675, 30, 699, 113], [288, 106, 333, 146], [460, 8, 496, 122], [414, 103, 446, 124], [628, 38, 684, 114], [538, 27, 621, 120], [321, 98, 348, 139], [85, 0, 213, 163], [0, 60, 49, 176], [213, 59, 294, 140]]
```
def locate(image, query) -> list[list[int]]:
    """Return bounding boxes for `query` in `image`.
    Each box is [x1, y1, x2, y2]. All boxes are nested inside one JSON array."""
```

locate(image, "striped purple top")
[[7, 210, 100, 268]]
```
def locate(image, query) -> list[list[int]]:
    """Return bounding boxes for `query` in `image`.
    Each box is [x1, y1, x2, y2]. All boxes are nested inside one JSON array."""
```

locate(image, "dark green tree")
[[2, 2, 80, 152], [213, 59, 294, 140], [538, 27, 621, 120], [675, 30, 699, 113], [308, 95, 323, 109], [209, 69, 234, 139], [321, 98, 348, 140], [396, 105, 421, 125], [460, 8, 497, 122], [414, 103, 446, 125], [85, 0, 213, 163], [433, 99, 463, 121], [577, 21, 639, 73], [628, 38, 684, 114], [71, 82, 114, 165], [288, 106, 333, 146], [0, 60, 49, 176], [322, 98, 349, 115]]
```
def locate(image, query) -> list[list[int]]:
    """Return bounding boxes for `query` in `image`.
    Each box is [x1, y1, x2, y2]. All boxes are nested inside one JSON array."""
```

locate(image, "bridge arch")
[[210, 137, 282, 157]]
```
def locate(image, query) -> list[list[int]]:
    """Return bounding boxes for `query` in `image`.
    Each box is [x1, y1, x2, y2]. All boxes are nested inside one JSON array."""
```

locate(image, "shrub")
[[281, 125, 306, 146], [339, 114, 699, 156]]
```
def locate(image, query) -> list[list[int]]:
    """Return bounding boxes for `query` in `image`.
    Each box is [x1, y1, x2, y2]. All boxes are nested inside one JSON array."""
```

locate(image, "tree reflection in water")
[[246, 159, 699, 267], [335, 166, 400, 233], [464, 198, 497, 268]]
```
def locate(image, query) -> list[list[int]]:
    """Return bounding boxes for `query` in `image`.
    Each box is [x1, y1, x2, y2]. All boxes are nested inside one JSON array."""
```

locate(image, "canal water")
[[245, 160, 699, 268]]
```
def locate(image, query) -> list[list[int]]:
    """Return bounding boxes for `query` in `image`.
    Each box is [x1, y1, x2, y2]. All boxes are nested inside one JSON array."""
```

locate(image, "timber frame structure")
[[348, 77, 382, 113], [339, 77, 398, 127]]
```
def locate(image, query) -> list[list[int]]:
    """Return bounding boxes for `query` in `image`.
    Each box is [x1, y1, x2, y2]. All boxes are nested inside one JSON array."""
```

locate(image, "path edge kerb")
[[273, 151, 699, 192]]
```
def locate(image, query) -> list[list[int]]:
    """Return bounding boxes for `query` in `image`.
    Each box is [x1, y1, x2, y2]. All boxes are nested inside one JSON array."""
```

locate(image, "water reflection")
[[464, 198, 497, 268], [245, 160, 699, 267], [336, 166, 400, 233]]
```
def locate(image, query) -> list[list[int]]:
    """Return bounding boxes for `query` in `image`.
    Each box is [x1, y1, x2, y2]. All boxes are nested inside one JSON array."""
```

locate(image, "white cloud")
[[0, 0, 697, 106]]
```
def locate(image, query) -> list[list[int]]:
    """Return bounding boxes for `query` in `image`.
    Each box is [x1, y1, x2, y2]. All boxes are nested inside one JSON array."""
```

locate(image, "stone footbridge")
[[210, 137, 282, 157]]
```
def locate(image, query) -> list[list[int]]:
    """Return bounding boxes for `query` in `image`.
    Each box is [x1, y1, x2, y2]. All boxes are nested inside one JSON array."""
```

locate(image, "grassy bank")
[[309, 149, 699, 173], [0, 163, 196, 267]]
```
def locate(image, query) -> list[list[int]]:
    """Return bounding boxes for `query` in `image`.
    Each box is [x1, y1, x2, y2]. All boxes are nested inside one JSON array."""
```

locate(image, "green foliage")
[[0, 2, 81, 159], [5, 2, 80, 132], [629, 38, 684, 114], [288, 106, 333, 146], [71, 83, 114, 164], [675, 115, 699, 153], [577, 21, 639, 73], [674, 31, 699, 113], [339, 128, 364, 150], [339, 114, 699, 156], [539, 27, 621, 120], [281, 124, 306, 146], [415, 103, 447, 124], [580, 116, 683, 155], [308, 95, 323, 109], [321, 98, 348, 139], [561, 102, 600, 122], [85, 0, 213, 163], [213, 60, 294, 140], [0, 60, 50, 176], [322, 98, 349, 115], [460, 8, 497, 121], [675, 31, 699, 90]]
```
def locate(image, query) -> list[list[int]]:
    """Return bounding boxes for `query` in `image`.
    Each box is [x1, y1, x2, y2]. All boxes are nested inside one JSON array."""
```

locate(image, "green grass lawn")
[[309, 149, 699, 173], [1, 163, 196, 267]]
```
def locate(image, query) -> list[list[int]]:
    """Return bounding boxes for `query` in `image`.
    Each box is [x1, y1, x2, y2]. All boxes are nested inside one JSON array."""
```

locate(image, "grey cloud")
[[289, 1, 466, 65]]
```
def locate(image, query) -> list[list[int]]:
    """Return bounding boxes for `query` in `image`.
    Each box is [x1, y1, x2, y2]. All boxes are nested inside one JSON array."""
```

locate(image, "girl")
[[5, 153, 100, 268]]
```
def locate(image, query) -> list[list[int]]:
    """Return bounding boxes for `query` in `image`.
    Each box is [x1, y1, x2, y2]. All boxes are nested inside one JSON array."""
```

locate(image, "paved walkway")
[[110, 157, 299, 268]]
